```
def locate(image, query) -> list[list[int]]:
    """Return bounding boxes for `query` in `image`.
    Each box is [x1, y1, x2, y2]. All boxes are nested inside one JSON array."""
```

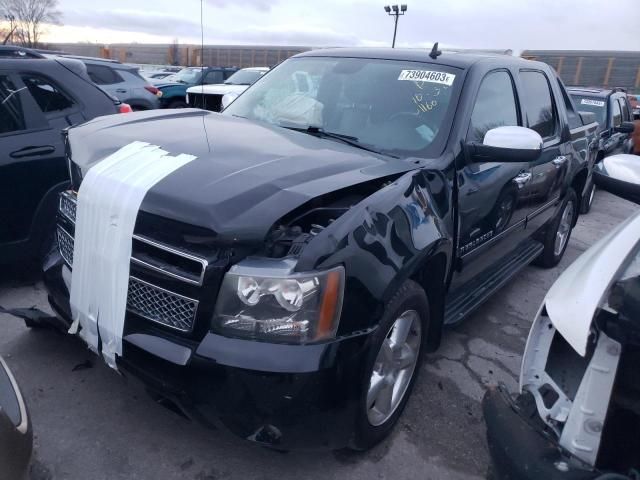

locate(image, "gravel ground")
[[0, 189, 636, 480]]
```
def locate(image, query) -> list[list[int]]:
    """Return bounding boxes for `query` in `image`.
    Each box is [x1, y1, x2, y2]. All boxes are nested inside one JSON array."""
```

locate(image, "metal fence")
[[44, 43, 311, 68], [522, 50, 640, 92]]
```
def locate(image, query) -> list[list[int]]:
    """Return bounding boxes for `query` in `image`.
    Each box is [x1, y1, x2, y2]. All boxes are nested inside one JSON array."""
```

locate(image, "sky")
[[35, 0, 640, 51]]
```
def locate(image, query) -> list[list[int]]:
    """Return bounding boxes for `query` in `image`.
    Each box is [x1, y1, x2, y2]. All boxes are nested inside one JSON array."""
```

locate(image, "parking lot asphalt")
[[0, 189, 636, 480]]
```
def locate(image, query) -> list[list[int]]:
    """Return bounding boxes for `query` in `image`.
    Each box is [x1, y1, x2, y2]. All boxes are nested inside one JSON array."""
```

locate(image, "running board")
[[444, 239, 544, 326]]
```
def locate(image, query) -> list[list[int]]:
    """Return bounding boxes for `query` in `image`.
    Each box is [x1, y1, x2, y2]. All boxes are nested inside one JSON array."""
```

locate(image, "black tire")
[[168, 100, 187, 109], [580, 179, 595, 214], [350, 279, 429, 451], [534, 188, 577, 268]]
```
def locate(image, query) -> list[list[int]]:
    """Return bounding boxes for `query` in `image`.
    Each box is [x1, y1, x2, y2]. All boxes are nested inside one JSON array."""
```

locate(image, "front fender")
[[297, 170, 452, 334]]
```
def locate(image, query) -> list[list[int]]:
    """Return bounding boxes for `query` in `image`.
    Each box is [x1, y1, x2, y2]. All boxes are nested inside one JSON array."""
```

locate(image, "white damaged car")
[[185, 66, 269, 112], [484, 154, 640, 479]]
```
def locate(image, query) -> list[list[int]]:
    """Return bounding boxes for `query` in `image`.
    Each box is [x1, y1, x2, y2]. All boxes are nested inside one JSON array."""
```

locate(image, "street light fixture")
[[384, 4, 407, 48]]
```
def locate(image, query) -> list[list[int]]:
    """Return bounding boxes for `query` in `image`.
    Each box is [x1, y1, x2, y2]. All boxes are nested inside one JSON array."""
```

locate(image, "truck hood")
[[186, 84, 249, 96], [544, 209, 640, 356], [67, 109, 418, 244]]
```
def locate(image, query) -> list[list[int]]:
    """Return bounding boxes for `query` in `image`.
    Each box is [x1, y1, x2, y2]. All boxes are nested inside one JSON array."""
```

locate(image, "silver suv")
[[65, 56, 162, 110]]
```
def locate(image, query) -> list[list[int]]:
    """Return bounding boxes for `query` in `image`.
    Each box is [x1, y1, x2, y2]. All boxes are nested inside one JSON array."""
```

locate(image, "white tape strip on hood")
[[69, 141, 196, 370]]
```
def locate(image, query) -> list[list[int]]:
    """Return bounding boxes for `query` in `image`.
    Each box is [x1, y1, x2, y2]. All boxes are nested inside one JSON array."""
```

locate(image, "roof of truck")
[[295, 47, 540, 70]]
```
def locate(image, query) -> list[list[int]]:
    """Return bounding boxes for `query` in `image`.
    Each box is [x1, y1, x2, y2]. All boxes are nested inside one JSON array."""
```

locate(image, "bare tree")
[[0, 0, 62, 48]]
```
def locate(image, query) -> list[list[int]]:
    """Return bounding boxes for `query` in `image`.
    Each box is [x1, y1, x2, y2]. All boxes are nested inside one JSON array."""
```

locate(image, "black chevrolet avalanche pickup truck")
[[42, 49, 598, 450]]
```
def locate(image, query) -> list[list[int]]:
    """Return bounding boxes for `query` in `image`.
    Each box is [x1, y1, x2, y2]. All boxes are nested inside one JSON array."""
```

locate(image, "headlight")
[[212, 258, 344, 344]]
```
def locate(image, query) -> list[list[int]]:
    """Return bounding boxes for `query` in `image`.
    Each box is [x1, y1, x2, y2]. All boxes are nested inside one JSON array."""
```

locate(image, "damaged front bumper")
[[483, 386, 598, 480], [43, 249, 373, 450]]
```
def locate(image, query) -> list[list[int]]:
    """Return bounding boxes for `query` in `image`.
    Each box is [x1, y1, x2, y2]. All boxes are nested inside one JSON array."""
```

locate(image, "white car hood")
[[186, 84, 249, 96], [545, 210, 640, 356]]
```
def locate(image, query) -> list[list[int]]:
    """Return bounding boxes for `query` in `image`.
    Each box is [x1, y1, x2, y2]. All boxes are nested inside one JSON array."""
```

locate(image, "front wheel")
[[534, 188, 577, 268], [350, 280, 429, 451]]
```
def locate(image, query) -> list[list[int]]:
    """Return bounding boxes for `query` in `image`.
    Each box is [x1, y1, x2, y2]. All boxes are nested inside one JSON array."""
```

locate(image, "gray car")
[[65, 56, 162, 111]]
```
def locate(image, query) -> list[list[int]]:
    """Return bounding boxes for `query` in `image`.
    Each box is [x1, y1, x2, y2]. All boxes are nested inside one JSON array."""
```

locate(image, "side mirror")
[[594, 154, 640, 204], [221, 93, 239, 110], [614, 121, 635, 134], [467, 126, 542, 163], [578, 111, 597, 126]]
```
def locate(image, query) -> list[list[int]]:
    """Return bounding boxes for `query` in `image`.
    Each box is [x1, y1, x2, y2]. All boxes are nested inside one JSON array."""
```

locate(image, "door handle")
[[116, 89, 127, 93], [514, 172, 532, 187], [10, 145, 55, 158], [552, 155, 567, 166]]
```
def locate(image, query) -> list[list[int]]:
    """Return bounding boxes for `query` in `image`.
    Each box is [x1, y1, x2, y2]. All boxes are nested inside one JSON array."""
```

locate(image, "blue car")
[[155, 66, 238, 108]]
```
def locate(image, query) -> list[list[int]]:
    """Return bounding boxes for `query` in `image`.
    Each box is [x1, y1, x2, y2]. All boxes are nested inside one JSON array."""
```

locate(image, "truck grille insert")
[[56, 190, 205, 334], [59, 191, 77, 224], [57, 226, 74, 267], [126, 277, 198, 332]]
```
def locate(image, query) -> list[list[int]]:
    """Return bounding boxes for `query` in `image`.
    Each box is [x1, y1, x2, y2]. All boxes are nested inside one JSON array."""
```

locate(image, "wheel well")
[[571, 168, 588, 221], [411, 252, 447, 353]]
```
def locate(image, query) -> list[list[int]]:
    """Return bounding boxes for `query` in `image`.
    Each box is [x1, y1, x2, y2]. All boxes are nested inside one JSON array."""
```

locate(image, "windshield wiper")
[[279, 125, 398, 158]]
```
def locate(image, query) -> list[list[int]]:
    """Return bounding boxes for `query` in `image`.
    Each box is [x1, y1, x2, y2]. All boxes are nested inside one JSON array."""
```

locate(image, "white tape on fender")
[[69, 141, 196, 370]]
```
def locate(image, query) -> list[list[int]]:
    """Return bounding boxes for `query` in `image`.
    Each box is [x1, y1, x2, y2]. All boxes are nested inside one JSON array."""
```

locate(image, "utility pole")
[[384, 5, 407, 48]]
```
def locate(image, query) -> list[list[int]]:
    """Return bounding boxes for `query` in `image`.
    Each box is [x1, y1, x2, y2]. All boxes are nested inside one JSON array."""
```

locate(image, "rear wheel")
[[350, 280, 429, 451], [534, 188, 577, 268], [580, 179, 595, 214]]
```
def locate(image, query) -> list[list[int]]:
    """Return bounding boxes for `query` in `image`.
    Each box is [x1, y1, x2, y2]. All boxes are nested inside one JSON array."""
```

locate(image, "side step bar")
[[444, 240, 544, 326]]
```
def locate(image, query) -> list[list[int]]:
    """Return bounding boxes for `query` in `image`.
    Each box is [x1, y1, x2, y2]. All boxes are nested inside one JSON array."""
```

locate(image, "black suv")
[[568, 87, 635, 211], [0, 46, 125, 264]]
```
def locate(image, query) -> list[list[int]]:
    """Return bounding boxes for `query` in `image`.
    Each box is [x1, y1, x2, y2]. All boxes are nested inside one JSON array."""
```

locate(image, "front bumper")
[[43, 249, 373, 450], [483, 386, 598, 480]]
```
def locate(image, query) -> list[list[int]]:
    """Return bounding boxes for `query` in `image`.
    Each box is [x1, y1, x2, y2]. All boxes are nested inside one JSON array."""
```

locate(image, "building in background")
[[522, 50, 640, 92]]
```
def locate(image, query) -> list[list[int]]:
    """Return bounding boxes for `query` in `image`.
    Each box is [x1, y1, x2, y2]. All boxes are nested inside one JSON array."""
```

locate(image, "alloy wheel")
[[554, 200, 574, 256], [366, 310, 422, 427]]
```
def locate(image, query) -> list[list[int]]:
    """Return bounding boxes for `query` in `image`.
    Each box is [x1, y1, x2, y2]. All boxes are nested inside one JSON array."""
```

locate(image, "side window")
[[557, 78, 582, 129], [619, 98, 630, 122], [468, 70, 519, 142], [0, 75, 26, 134], [612, 98, 622, 127], [21, 74, 75, 114], [204, 71, 224, 84], [86, 64, 122, 85], [519, 71, 557, 138]]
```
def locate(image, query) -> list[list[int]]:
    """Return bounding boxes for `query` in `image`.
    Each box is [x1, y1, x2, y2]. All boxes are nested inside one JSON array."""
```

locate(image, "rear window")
[[22, 74, 75, 113], [519, 70, 557, 138], [86, 64, 123, 85]]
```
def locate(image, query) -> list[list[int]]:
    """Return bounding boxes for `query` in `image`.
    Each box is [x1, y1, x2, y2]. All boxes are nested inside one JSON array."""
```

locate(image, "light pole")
[[384, 4, 407, 48]]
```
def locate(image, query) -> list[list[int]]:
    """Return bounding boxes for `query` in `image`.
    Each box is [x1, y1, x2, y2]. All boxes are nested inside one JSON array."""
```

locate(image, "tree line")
[[1, 0, 61, 47]]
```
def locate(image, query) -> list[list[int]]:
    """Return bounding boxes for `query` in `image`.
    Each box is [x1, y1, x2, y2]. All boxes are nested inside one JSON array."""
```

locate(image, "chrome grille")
[[59, 191, 77, 223], [57, 226, 74, 267], [126, 276, 198, 332]]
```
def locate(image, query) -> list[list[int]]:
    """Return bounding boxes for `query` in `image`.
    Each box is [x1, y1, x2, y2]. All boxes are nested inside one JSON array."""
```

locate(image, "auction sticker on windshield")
[[398, 70, 455, 86], [581, 99, 605, 107]]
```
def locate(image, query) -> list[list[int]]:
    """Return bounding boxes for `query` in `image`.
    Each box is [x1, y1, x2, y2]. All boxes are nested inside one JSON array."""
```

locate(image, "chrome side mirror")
[[594, 154, 640, 204], [221, 93, 239, 110], [467, 126, 543, 163]]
